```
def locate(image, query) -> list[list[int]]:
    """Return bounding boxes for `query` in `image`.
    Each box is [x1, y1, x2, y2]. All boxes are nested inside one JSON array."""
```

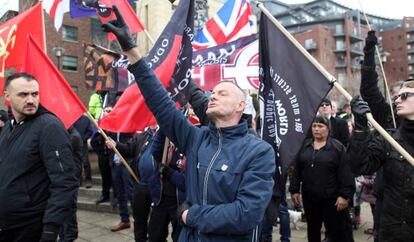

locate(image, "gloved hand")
[[39, 223, 59, 242], [159, 163, 174, 179], [350, 96, 371, 130], [177, 201, 191, 226], [101, 6, 137, 51], [364, 30, 378, 51]]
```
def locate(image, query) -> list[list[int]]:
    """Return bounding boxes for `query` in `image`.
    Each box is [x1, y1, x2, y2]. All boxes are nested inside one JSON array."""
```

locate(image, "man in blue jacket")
[[102, 7, 275, 242]]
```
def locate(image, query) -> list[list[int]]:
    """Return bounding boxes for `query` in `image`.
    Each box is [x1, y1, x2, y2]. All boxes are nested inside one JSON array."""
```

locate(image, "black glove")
[[159, 163, 174, 179], [101, 6, 137, 51], [177, 201, 191, 226], [364, 30, 378, 51], [39, 223, 59, 242], [350, 96, 371, 130]]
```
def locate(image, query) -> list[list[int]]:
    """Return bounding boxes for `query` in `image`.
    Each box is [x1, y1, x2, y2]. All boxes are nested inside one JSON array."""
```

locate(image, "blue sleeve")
[[185, 145, 275, 234], [169, 171, 186, 192], [128, 60, 200, 155], [151, 132, 165, 163]]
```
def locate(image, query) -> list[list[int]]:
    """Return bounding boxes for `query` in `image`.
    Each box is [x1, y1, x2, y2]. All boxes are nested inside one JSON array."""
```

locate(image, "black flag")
[[259, 12, 333, 171]]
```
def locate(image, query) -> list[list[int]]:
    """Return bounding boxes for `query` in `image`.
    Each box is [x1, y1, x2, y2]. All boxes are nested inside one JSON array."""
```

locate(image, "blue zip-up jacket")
[[128, 60, 275, 242]]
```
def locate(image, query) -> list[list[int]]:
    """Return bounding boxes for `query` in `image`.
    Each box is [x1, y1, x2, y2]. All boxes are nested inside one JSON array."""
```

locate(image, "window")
[[62, 25, 78, 41], [336, 40, 345, 50], [324, 38, 328, 46], [62, 56, 78, 71], [398, 35, 402, 40], [400, 67, 404, 72]]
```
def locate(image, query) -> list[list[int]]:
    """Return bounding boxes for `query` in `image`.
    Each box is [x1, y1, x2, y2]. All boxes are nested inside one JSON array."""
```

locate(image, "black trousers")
[[302, 195, 354, 242], [148, 195, 182, 242], [131, 183, 152, 242], [0, 218, 43, 242], [97, 153, 112, 198], [81, 143, 92, 182]]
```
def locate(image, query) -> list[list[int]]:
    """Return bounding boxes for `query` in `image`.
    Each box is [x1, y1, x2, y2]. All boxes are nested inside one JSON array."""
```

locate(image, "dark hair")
[[320, 97, 332, 106], [313, 115, 330, 130], [5, 72, 37, 90]]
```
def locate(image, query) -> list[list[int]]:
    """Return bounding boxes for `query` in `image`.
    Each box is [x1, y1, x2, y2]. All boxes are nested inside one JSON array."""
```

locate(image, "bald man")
[[102, 7, 275, 242]]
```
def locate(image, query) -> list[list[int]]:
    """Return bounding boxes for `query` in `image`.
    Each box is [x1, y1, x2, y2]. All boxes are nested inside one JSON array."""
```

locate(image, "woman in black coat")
[[289, 115, 355, 242]]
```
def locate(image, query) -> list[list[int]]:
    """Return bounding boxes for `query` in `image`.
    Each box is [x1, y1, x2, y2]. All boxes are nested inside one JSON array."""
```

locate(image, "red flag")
[[24, 35, 87, 128], [98, 0, 144, 41], [99, 0, 194, 132], [0, 3, 44, 93]]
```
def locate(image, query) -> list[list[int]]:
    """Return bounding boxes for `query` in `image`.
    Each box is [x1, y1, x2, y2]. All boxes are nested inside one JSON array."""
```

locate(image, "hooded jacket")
[[129, 60, 275, 242], [0, 106, 78, 230]]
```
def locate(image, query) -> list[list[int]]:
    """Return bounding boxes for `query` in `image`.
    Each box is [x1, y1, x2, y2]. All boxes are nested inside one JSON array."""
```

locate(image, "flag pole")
[[143, 29, 155, 45], [161, 137, 170, 165], [254, 0, 414, 166], [357, 0, 396, 128], [85, 112, 140, 183], [135, 0, 154, 46], [39, 1, 47, 51]]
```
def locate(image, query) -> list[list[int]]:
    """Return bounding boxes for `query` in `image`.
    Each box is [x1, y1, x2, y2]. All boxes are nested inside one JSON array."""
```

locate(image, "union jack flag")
[[193, 0, 256, 50]]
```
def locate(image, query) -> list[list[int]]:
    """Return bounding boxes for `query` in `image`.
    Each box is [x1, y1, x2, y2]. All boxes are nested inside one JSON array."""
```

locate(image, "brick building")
[[380, 17, 414, 87]]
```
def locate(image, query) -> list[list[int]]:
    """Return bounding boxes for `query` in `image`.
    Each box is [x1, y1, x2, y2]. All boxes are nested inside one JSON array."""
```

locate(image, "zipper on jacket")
[[56, 150, 64, 172], [202, 128, 222, 205]]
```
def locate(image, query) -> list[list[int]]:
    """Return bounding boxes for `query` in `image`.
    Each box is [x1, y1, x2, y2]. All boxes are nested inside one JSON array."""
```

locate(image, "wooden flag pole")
[[254, 0, 414, 166], [357, 0, 396, 128], [161, 137, 170, 165], [85, 112, 140, 183]]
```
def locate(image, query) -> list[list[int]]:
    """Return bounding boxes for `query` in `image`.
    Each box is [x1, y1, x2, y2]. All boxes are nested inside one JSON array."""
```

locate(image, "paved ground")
[[76, 203, 375, 242]]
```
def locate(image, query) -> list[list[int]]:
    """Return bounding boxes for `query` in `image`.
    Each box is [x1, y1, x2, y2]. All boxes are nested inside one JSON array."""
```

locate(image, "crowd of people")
[[0, 8, 413, 242]]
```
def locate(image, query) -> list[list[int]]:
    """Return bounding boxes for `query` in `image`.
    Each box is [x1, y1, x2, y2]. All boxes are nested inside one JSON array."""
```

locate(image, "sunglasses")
[[104, 109, 112, 113], [320, 103, 331, 107], [392, 92, 414, 103]]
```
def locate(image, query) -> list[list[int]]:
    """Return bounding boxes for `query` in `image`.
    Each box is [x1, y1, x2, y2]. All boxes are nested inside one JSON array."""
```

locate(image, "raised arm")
[[101, 6, 200, 153], [360, 30, 393, 128]]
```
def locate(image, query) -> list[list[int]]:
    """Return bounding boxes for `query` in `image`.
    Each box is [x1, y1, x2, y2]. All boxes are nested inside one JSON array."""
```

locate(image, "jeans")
[[279, 198, 291, 242], [259, 198, 291, 242], [112, 165, 133, 222]]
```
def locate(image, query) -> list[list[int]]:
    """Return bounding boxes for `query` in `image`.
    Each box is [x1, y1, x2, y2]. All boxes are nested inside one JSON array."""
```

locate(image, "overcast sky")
[[278, 0, 414, 19]]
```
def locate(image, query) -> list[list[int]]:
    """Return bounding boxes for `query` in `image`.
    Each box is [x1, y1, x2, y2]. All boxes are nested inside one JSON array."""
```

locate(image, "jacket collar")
[[303, 137, 335, 150], [208, 120, 249, 140]]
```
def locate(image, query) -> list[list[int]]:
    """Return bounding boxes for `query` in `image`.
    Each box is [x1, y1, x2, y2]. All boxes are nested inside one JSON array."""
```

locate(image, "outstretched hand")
[[364, 30, 378, 51], [101, 6, 137, 51]]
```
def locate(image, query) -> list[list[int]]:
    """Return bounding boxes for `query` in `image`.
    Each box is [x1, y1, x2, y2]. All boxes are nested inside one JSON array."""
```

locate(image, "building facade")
[[254, 0, 398, 103]]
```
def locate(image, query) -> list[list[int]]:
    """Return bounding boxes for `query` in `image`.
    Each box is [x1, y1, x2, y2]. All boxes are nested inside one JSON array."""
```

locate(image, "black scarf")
[[400, 118, 414, 147]]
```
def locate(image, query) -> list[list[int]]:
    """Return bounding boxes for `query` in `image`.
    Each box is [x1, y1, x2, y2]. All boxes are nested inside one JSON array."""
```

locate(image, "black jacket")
[[347, 129, 414, 241], [329, 116, 350, 146], [290, 137, 355, 200], [68, 127, 83, 179], [115, 130, 153, 179], [0, 106, 78, 230], [73, 115, 93, 143]]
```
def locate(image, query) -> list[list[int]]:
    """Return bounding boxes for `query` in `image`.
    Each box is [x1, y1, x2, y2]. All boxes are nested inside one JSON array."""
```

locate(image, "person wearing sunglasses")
[[317, 97, 350, 146], [349, 81, 414, 241], [351, 30, 414, 242]]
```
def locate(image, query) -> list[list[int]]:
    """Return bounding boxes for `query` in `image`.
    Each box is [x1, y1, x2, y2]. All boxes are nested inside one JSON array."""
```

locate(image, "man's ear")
[[237, 100, 246, 112], [4, 90, 10, 102]]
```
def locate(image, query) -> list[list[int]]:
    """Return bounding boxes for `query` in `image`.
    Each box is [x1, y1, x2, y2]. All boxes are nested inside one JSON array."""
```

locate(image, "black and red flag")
[[259, 12, 333, 171], [99, 0, 194, 132]]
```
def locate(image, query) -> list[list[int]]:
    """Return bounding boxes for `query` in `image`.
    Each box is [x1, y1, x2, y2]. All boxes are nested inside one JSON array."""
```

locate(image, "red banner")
[[24, 35, 87, 128], [0, 3, 44, 93]]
